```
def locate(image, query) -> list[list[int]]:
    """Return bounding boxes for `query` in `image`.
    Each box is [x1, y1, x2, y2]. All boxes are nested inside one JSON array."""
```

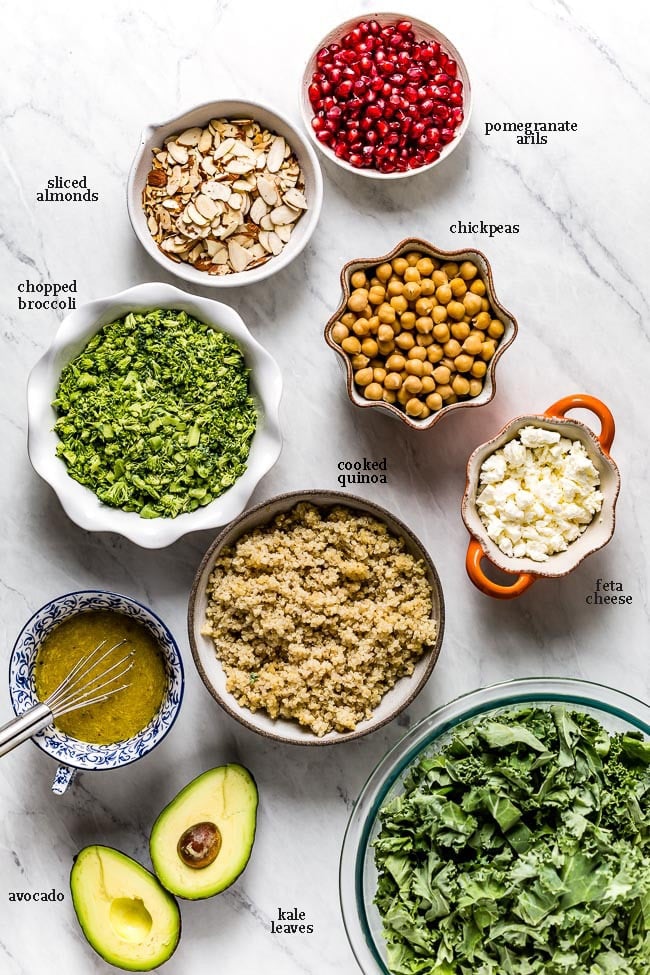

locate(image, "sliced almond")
[[147, 215, 158, 235], [257, 175, 279, 206], [266, 136, 286, 173], [283, 188, 308, 210], [270, 204, 300, 225], [266, 231, 284, 256], [214, 137, 236, 160], [227, 240, 252, 272], [167, 142, 189, 165], [198, 128, 213, 153], [228, 192, 243, 210], [201, 157, 217, 176], [258, 230, 272, 254], [226, 158, 255, 174], [260, 214, 274, 231], [202, 180, 231, 202], [275, 224, 292, 243], [195, 194, 218, 219], [186, 202, 208, 226], [177, 127, 203, 147], [249, 196, 268, 225]]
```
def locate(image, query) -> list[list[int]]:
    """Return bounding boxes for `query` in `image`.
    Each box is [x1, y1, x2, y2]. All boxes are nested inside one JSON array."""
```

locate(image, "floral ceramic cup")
[[9, 590, 184, 793]]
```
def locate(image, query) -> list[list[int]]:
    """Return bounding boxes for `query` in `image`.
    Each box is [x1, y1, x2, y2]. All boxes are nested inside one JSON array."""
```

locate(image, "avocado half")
[[150, 764, 258, 900], [70, 846, 180, 971]]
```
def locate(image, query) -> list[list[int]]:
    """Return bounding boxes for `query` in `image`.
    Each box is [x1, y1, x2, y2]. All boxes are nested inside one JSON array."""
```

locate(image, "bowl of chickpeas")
[[325, 239, 518, 429]]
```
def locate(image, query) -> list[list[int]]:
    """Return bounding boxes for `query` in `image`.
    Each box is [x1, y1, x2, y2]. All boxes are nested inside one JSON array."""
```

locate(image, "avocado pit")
[[177, 822, 222, 869]]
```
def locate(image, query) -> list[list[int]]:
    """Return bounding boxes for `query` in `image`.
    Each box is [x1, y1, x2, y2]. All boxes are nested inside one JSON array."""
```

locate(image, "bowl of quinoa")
[[188, 490, 445, 744]]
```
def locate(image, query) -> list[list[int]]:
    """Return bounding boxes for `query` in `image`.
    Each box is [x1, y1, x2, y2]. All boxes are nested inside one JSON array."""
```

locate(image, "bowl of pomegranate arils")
[[301, 14, 471, 178]]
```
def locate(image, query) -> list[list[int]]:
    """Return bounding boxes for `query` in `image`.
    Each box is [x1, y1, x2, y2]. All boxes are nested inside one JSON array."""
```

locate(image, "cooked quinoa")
[[202, 502, 438, 736]]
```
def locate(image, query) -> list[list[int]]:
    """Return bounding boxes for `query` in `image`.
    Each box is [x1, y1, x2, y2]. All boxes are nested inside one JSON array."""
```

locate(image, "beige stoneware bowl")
[[325, 238, 518, 430], [188, 490, 445, 745], [127, 98, 323, 288], [462, 394, 620, 599], [301, 13, 472, 180]]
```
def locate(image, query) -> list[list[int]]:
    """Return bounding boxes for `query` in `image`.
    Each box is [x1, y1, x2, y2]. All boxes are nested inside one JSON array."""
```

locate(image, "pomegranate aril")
[[346, 128, 360, 143], [336, 80, 353, 98], [308, 83, 320, 104], [334, 141, 348, 158], [316, 130, 333, 145], [349, 152, 364, 167], [311, 116, 326, 132], [370, 76, 385, 92], [440, 127, 455, 143], [376, 119, 389, 137], [445, 59, 457, 77], [449, 93, 463, 107], [327, 67, 342, 84]]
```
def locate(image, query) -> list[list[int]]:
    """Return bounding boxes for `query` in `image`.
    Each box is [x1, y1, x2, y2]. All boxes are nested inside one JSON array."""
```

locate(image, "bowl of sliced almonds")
[[127, 99, 323, 287]]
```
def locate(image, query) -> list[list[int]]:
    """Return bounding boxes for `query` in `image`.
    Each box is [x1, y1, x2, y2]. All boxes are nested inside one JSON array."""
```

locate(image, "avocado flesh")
[[70, 846, 180, 971], [150, 764, 258, 899]]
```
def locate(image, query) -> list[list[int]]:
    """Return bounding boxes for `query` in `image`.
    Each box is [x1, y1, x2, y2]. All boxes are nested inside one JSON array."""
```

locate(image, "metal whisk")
[[0, 640, 134, 757]]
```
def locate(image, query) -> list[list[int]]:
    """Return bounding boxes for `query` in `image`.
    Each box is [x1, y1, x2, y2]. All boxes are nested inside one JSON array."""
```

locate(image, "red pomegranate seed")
[[308, 83, 320, 104], [316, 130, 333, 144], [327, 67, 342, 84], [349, 153, 364, 167], [336, 80, 353, 98], [366, 129, 378, 145], [396, 20, 411, 34], [346, 127, 360, 143], [446, 59, 457, 77], [334, 141, 347, 158], [376, 119, 390, 137], [449, 93, 463, 107], [370, 76, 384, 92], [311, 116, 326, 132]]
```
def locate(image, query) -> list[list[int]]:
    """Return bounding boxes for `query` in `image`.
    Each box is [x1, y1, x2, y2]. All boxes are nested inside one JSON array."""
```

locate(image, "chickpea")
[[382, 354, 402, 373], [463, 334, 483, 356], [368, 285, 386, 305], [383, 389, 397, 404], [376, 263, 393, 282], [378, 340, 395, 356], [403, 281, 422, 302], [409, 345, 427, 361], [405, 251, 422, 266], [441, 356, 456, 370], [416, 316, 433, 334], [397, 387, 410, 406], [437, 384, 454, 401], [398, 311, 414, 330], [405, 359, 424, 377], [459, 261, 478, 281], [447, 300, 466, 321], [426, 392, 443, 411], [432, 365, 451, 385], [420, 277, 435, 296], [450, 277, 467, 298], [427, 344, 444, 363], [403, 375, 423, 396], [341, 336, 361, 355], [417, 257, 434, 277], [481, 340, 496, 361], [474, 311, 491, 331], [403, 267, 421, 283], [470, 360, 487, 378], [377, 324, 395, 343], [351, 353, 370, 370], [463, 293, 482, 317], [421, 375, 435, 394], [415, 297, 433, 317], [442, 262, 459, 278], [350, 270, 368, 289], [354, 367, 373, 387], [406, 398, 425, 417], [470, 279, 486, 296], [341, 312, 356, 328], [331, 322, 349, 344], [454, 354, 474, 373], [352, 319, 371, 337], [433, 323, 450, 344], [451, 322, 470, 341], [360, 305, 372, 320], [435, 284, 452, 305], [390, 294, 408, 315], [384, 372, 403, 391], [469, 379, 483, 397], [347, 289, 369, 313], [432, 305, 448, 324], [387, 279, 404, 297], [488, 319, 505, 339], [364, 382, 383, 401], [480, 298, 490, 312], [432, 269, 448, 287], [392, 257, 408, 275], [369, 277, 381, 288], [416, 333, 434, 347], [373, 367, 387, 384], [367, 316, 380, 334], [378, 303, 396, 324], [452, 375, 471, 396], [396, 332, 415, 351], [443, 339, 462, 358]]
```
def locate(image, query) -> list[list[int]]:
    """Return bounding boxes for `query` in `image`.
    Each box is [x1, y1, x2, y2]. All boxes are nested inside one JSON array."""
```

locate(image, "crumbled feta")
[[476, 425, 604, 561]]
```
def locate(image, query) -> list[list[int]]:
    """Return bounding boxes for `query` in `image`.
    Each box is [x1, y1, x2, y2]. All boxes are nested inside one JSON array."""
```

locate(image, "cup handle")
[[52, 765, 77, 795], [466, 539, 537, 599], [544, 394, 615, 456]]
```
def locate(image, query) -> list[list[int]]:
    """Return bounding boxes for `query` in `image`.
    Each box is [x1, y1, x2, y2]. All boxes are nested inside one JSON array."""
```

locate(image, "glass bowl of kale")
[[340, 678, 650, 975]]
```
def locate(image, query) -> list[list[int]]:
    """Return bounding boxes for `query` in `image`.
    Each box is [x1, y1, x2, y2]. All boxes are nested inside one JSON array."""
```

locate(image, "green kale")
[[53, 309, 257, 518], [373, 705, 650, 974]]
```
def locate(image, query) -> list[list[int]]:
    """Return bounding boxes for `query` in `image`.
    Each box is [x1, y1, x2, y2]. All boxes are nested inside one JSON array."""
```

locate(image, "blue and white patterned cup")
[[9, 590, 184, 794]]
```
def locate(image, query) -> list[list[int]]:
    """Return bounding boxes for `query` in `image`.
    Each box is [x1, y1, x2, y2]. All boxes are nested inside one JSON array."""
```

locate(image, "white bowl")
[[127, 99, 323, 287], [301, 13, 472, 180], [27, 282, 283, 548], [188, 490, 445, 745]]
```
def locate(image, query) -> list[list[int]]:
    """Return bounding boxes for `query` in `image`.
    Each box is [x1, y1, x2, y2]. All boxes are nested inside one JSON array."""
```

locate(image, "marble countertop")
[[1, 0, 649, 972]]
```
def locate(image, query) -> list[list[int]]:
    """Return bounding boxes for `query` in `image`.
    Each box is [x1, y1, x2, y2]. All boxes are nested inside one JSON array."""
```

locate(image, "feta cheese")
[[476, 425, 603, 561]]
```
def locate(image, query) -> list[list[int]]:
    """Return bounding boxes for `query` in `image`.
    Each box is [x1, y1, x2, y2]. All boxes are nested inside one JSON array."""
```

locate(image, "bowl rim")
[[300, 12, 472, 180], [461, 405, 621, 580], [324, 237, 518, 430], [9, 588, 185, 771], [339, 676, 650, 975], [126, 97, 324, 288], [26, 281, 283, 548], [187, 488, 445, 745]]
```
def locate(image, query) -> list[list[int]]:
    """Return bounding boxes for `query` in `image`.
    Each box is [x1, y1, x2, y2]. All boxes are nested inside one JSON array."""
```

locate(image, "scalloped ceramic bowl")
[[462, 394, 620, 599], [9, 590, 184, 794], [325, 239, 518, 430], [188, 490, 445, 745], [340, 677, 650, 974], [27, 282, 283, 548], [301, 14, 471, 180], [127, 99, 323, 287]]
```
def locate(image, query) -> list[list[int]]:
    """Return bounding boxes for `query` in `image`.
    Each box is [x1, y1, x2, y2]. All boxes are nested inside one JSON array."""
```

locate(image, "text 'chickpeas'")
[[332, 251, 507, 421]]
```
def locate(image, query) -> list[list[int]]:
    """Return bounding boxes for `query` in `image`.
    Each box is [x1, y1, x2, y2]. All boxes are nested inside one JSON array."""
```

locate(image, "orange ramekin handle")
[[466, 539, 537, 600], [544, 394, 615, 456]]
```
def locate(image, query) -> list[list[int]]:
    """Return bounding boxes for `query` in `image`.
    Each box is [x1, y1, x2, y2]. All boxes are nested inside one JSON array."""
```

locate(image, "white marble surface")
[[1, 0, 650, 972]]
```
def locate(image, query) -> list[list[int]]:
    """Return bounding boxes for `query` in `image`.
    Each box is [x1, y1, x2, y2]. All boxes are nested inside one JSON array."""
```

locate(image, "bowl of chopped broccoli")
[[27, 282, 282, 547], [340, 677, 650, 975]]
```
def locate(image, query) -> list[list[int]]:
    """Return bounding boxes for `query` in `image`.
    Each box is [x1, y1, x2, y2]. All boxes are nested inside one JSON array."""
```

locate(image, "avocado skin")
[[70, 845, 181, 972], [150, 764, 258, 900]]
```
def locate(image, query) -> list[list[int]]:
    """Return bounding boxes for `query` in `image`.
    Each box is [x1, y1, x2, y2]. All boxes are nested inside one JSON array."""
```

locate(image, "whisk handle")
[[0, 703, 53, 757]]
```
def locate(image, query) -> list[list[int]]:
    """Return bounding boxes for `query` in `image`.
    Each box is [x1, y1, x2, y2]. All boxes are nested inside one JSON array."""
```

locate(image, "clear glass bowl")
[[339, 677, 650, 975]]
